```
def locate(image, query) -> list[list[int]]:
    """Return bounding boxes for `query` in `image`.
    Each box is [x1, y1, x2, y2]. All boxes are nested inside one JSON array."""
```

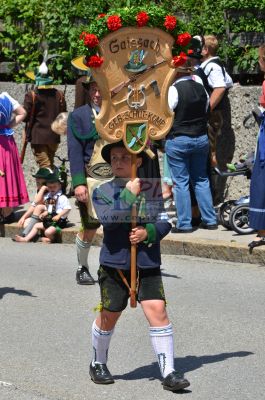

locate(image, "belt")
[[171, 132, 206, 138], [85, 162, 113, 180]]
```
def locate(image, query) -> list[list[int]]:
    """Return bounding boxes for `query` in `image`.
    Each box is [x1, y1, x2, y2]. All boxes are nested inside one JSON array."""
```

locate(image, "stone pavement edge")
[[1, 197, 265, 266]]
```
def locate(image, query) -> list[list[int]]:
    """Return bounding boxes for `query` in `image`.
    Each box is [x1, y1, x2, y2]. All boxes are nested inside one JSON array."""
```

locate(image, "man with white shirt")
[[200, 35, 233, 168], [165, 60, 217, 233]]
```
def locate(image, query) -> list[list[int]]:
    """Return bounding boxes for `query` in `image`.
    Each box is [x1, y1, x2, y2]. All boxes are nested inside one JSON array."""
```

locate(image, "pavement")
[[2, 244, 265, 400], [1, 197, 265, 265]]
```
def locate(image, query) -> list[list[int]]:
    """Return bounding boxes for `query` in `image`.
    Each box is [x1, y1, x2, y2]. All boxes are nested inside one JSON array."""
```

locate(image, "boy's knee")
[[97, 309, 121, 331]]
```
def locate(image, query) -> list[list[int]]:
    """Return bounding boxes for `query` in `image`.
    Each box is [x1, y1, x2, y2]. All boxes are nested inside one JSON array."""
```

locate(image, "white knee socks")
[[76, 235, 91, 268], [91, 320, 114, 365], [149, 323, 175, 378]]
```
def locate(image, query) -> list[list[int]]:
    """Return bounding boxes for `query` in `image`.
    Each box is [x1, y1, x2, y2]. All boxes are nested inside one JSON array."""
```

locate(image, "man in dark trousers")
[[67, 65, 113, 285], [23, 63, 66, 169], [165, 59, 217, 232]]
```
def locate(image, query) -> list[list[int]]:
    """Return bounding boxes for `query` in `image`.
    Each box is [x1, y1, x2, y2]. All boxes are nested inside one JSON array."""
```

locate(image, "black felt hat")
[[101, 141, 148, 165], [188, 36, 204, 60]]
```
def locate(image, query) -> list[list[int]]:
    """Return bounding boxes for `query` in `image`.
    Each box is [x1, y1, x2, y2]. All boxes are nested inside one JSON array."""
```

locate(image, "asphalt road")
[[1, 239, 265, 400]]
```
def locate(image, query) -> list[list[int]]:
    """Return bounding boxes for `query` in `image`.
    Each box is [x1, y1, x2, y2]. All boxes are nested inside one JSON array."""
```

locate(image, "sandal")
[[248, 236, 265, 254]]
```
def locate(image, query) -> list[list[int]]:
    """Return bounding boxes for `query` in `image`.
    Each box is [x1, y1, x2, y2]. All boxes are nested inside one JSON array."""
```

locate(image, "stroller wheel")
[[218, 200, 235, 230], [229, 204, 255, 235]]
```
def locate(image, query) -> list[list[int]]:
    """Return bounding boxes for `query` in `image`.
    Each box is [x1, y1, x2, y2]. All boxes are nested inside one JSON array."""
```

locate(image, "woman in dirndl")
[[248, 44, 265, 251], [0, 92, 29, 223]]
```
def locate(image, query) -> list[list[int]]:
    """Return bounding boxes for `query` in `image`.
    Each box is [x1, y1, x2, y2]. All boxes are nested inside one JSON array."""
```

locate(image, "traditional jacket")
[[92, 177, 171, 270], [67, 104, 99, 188], [23, 88, 66, 144]]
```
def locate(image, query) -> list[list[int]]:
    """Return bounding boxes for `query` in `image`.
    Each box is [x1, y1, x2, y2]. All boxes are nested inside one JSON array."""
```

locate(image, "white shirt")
[[0, 92, 20, 110], [44, 190, 71, 218], [200, 57, 233, 89], [168, 75, 209, 112]]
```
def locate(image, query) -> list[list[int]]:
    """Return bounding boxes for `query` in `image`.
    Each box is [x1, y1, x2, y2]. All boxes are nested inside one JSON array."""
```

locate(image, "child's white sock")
[[149, 323, 175, 378], [91, 320, 114, 365], [76, 235, 91, 268]]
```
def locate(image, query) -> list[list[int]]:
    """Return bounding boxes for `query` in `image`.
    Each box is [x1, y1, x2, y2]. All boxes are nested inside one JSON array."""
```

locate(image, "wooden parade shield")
[[90, 27, 176, 151]]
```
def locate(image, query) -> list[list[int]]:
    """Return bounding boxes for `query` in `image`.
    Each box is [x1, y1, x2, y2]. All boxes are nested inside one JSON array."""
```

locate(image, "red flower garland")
[[136, 11, 149, 27], [176, 32, 192, 47], [86, 55, 104, 68], [107, 15, 122, 31], [164, 15, 177, 31], [82, 33, 99, 48], [80, 11, 192, 69], [172, 52, 187, 67]]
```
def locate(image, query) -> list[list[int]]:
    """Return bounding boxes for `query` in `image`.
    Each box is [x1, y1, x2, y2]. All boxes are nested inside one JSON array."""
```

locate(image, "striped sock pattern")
[[76, 235, 91, 268], [91, 320, 114, 365], [149, 323, 175, 378]]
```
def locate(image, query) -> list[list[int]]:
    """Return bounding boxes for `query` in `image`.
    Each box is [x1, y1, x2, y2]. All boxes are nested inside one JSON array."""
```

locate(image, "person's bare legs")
[[41, 226, 57, 243], [141, 299, 189, 390], [15, 222, 44, 242]]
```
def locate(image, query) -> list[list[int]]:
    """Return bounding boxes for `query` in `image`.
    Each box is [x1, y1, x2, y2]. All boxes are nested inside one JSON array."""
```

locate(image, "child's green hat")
[[32, 168, 53, 179]]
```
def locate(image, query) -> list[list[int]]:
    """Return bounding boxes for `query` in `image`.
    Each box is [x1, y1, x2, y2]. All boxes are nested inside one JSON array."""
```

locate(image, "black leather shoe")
[[248, 236, 265, 254], [162, 371, 190, 391], [89, 363, 114, 384], [2, 212, 15, 224], [199, 222, 218, 230], [76, 266, 95, 285], [171, 227, 194, 233]]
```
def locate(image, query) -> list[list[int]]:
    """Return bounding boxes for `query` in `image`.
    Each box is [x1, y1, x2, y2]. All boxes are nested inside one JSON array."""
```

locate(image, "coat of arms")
[[77, 8, 192, 155]]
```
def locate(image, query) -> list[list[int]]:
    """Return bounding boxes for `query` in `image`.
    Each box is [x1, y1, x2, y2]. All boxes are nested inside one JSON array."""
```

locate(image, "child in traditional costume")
[[14, 172, 71, 243], [89, 141, 190, 392]]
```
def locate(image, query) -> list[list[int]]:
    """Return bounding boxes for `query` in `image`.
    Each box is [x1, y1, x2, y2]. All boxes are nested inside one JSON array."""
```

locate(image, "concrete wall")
[[0, 81, 261, 200]]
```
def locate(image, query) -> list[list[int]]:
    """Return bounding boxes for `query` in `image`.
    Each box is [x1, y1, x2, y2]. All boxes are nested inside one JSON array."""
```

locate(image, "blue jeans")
[[165, 134, 216, 229]]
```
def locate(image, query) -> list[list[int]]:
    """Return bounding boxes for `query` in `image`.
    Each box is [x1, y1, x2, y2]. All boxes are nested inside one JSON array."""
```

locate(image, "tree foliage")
[[0, 0, 264, 82]]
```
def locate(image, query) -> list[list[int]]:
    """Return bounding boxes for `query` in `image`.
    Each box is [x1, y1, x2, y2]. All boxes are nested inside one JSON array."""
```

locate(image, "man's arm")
[[210, 87, 226, 111]]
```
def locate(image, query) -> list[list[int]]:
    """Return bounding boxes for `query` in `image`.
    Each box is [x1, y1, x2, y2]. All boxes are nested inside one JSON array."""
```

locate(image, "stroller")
[[216, 162, 255, 235], [216, 105, 264, 235]]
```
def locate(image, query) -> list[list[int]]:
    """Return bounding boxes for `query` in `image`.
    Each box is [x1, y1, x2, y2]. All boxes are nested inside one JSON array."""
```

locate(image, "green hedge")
[[0, 0, 264, 82]]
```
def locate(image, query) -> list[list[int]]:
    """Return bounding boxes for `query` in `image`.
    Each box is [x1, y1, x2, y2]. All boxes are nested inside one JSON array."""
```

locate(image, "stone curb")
[[2, 222, 265, 265]]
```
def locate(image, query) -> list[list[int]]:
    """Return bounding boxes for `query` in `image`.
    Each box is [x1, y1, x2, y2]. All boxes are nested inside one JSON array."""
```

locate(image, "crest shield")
[[91, 27, 176, 148]]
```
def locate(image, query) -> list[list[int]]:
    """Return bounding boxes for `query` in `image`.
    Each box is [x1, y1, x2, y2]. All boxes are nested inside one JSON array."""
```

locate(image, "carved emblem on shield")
[[125, 122, 148, 153]]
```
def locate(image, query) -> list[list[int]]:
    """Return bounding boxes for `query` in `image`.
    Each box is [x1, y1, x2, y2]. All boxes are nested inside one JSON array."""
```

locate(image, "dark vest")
[[170, 79, 208, 137]]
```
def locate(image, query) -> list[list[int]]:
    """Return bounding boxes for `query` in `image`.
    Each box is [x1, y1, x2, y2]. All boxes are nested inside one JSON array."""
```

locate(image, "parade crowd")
[[1, 34, 265, 392]]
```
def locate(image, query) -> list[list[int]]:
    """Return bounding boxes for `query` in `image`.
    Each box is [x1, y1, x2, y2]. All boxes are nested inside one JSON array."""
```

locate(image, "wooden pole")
[[130, 153, 137, 308], [20, 129, 27, 164]]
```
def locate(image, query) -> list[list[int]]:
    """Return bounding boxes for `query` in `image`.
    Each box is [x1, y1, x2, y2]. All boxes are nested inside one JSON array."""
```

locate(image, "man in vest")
[[165, 59, 217, 233]]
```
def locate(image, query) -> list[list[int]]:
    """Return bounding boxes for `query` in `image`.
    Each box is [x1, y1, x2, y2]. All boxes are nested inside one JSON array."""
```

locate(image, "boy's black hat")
[[188, 36, 203, 60], [32, 168, 53, 179], [101, 141, 148, 165]]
